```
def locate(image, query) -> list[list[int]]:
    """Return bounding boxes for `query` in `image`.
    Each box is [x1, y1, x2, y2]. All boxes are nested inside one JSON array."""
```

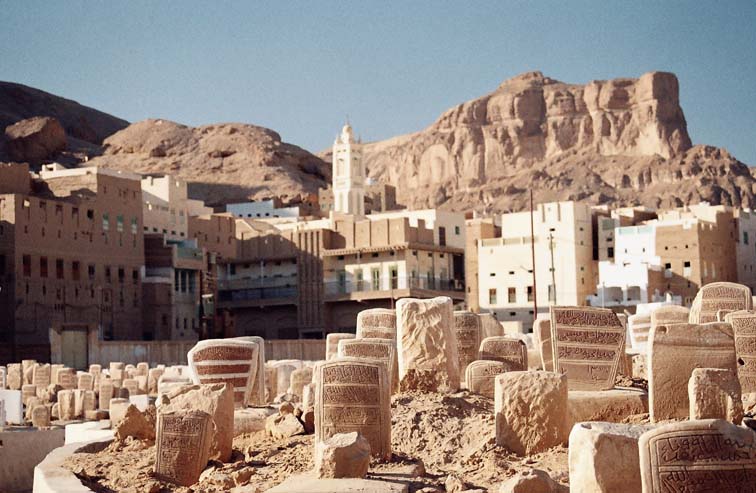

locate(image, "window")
[[23, 255, 31, 277], [488, 288, 497, 305], [527, 286, 534, 302], [439, 227, 446, 247], [56, 259, 64, 279], [105, 266, 111, 283], [132, 269, 139, 283], [454, 225, 460, 235], [490, 272, 496, 277], [389, 265, 398, 289], [102, 213, 109, 231], [508, 287, 516, 303], [118, 267, 125, 283], [40, 257, 48, 278], [72, 261, 81, 281], [548, 284, 556, 302], [371, 268, 380, 290], [607, 247, 614, 257], [131, 218, 138, 234], [745, 232, 750, 245], [664, 262, 672, 278], [116, 215, 124, 232], [683, 261, 691, 278], [88, 264, 96, 280]]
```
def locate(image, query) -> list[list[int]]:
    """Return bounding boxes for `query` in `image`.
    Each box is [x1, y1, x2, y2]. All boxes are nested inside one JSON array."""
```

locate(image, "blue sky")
[[1, 1, 754, 163]]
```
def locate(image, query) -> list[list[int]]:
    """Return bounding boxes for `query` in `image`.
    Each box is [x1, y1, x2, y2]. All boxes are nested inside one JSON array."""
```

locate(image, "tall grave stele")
[[549, 306, 625, 391], [155, 410, 213, 487], [314, 357, 391, 459], [187, 339, 259, 407], [338, 338, 399, 394], [478, 336, 528, 371], [453, 311, 482, 378]]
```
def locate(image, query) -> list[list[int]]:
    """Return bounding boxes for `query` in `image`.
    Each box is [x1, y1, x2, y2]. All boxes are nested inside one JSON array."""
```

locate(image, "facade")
[[477, 202, 596, 331], [464, 217, 500, 312], [734, 209, 756, 292], [141, 174, 212, 241], [226, 199, 301, 220], [0, 165, 145, 364]]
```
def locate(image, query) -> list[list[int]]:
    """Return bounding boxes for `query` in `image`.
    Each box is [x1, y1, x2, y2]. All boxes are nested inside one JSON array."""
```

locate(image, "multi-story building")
[[0, 164, 145, 365], [464, 216, 499, 312], [141, 174, 212, 241], [226, 198, 301, 220], [595, 206, 657, 261], [477, 201, 596, 331], [734, 208, 756, 292]]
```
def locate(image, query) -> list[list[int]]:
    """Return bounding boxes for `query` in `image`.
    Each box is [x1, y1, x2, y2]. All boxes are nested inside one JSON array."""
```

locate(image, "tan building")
[[464, 217, 499, 312], [0, 165, 145, 365], [477, 202, 597, 331], [141, 174, 212, 241]]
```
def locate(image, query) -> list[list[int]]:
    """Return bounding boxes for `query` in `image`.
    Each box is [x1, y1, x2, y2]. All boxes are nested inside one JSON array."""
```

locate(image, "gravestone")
[[21, 359, 36, 384], [58, 389, 76, 420], [453, 311, 482, 378], [122, 378, 139, 397], [356, 308, 396, 340], [99, 380, 114, 410], [136, 362, 149, 376], [21, 384, 37, 406], [479, 313, 504, 339], [187, 339, 259, 407], [7, 364, 21, 390], [0, 389, 23, 424], [628, 313, 651, 352], [688, 368, 743, 423], [478, 336, 528, 371], [0, 366, 5, 389], [533, 318, 553, 371], [639, 419, 756, 492], [77, 372, 94, 391], [148, 368, 164, 395], [273, 363, 297, 400], [550, 306, 625, 391], [109, 362, 125, 381], [650, 305, 689, 330], [396, 296, 460, 392], [465, 360, 510, 398], [265, 367, 277, 402], [88, 364, 102, 375], [231, 336, 266, 406], [32, 364, 51, 388], [155, 410, 213, 487], [724, 310, 756, 394], [31, 404, 50, 427], [648, 322, 736, 421], [314, 358, 391, 459], [338, 338, 399, 394], [289, 368, 313, 398], [109, 398, 130, 426], [76, 390, 96, 417], [326, 333, 356, 360], [56, 368, 76, 390], [689, 281, 752, 324]]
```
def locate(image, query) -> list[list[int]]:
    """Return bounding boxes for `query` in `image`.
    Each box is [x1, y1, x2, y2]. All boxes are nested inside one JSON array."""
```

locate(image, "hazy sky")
[[1, 1, 754, 163]]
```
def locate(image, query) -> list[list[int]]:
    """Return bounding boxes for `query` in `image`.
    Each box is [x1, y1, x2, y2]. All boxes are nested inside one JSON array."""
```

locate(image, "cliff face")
[[360, 71, 754, 213]]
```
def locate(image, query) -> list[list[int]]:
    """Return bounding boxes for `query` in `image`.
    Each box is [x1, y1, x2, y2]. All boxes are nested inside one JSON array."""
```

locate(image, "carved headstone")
[[187, 339, 259, 407], [478, 336, 528, 371], [58, 389, 76, 420], [289, 367, 313, 398], [533, 318, 553, 371], [338, 338, 399, 394], [356, 308, 396, 340], [76, 390, 96, 417], [688, 368, 743, 423], [639, 419, 756, 492], [628, 313, 651, 352], [550, 306, 625, 391], [136, 362, 149, 376], [648, 322, 736, 421], [77, 372, 94, 391], [689, 282, 752, 324], [32, 364, 51, 388], [453, 311, 482, 378], [231, 336, 266, 406], [326, 333, 356, 360], [31, 404, 50, 427], [21, 360, 36, 384], [650, 305, 689, 330], [21, 384, 37, 406], [479, 313, 504, 339], [155, 410, 213, 487], [7, 364, 21, 390], [396, 296, 460, 392], [122, 378, 139, 397], [99, 379, 114, 410], [109, 362, 125, 381], [314, 358, 391, 459], [0, 366, 5, 389], [148, 368, 164, 396], [465, 360, 510, 398], [56, 368, 76, 390], [88, 364, 102, 376], [724, 310, 756, 394]]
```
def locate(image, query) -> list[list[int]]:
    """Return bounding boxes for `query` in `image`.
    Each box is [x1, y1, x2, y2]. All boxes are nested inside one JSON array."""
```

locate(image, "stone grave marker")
[[122, 378, 139, 397], [479, 313, 504, 339], [289, 367, 313, 398], [478, 336, 528, 370], [32, 364, 51, 388], [148, 368, 164, 395], [314, 358, 391, 459], [533, 318, 553, 371], [326, 333, 356, 360], [7, 364, 21, 390], [21, 359, 36, 384], [57, 368, 76, 390], [550, 306, 625, 391], [231, 336, 266, 406], [648, 322, 736, 421], [0, 366, 5, 389], [689, 281, 752, 324], [77, 372, 94, 391], [453, 310, 482, 378], [99, 379, 114, 410], [396, 296, 459, 392], [639, 419, 756, 491], [89, 364, 102, 375], [688, 368, 743, 423], [187, 339, 259, 407], [155, 410, 213, 487], [338, 338, 399, 394], [31, 404, 50, 427], [724, 310, 756, 394], [0, 389, 23, 424], [136, 362, 149, 376], [650, 305, 689, 330], [58, 389, 76, 420], [628, 313, 651, 351], [465, 360, 509, 398], [21, 384, 36, 406], [356, 308, 396, 340]]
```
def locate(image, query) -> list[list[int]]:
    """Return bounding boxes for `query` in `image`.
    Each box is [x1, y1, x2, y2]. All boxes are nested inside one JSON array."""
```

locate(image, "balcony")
[[217, 278, 298, 308], [324, 276, 464, 302]]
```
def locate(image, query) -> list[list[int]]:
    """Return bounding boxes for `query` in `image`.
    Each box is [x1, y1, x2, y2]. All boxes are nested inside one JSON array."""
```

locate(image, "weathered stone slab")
[[22, 359, 36, 384], [272, 363, 297, 400], [550, 306, 625, 391], [689, 281, 752, 324], [21, 384, 37, 406], [56, 368, 76, 390], [648, 322, 736, 421], [396, 296, 460, 392], [0, 389, 23, 424], [187, 339, 260, 408], [314, 431, 371, 479], [338, 338, 399, 394], [567, 388, 648, 428], [628, 313, 651, 351], [122, 378, 139, 397], [77, 372, 94, 391], [465, 360, 509, 398], [724, 310, 756, 394], [7, 363, 21, 390], [326, 333, 356, 360], [688, 368, 743, 423], [639, 419, 756, 492], [32, 364, 51, 388], [99, 379, 114, 410], [478, 336, 528, 370], [232, 336, 266, 406], [479, 313, 504, 339], [155, 410, 213, 487], [314, 358, 391, 459], [356, 308, 396, 340], [569, 422, 653, 493], [58, 389, 76, 420], [148, 368, 165, 396], [289, 367, 314, 398], [453, 311, 482, 378], [650, 305, 689, 328], [495, 371, 569, 455], [533, 318, 553, 371], [31, 404, 51, 427], [136, 362, 149, 376]]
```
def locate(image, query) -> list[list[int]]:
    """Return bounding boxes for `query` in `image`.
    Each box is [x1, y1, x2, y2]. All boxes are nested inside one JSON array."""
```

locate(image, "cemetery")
[[2, 283, 756, 492]]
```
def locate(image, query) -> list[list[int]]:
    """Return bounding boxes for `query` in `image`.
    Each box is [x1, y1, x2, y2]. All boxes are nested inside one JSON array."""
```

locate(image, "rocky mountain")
[[359, 71, 754, 213], [88, 119, 329, 206]]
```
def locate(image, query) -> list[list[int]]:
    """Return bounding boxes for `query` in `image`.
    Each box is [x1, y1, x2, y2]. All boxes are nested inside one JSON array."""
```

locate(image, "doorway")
[[60, 325, 88, 369]]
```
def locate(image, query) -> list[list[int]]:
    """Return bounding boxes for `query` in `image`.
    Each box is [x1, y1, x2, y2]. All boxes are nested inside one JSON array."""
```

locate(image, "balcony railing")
[[324, 276, 464, 296], [218, 285, 298, 303], [217, 276, 296, 291]]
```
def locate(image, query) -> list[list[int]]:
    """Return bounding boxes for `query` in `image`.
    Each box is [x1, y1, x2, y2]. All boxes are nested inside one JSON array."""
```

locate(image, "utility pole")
[[548, 231, 556, 305], [529, 190, 538, 321]]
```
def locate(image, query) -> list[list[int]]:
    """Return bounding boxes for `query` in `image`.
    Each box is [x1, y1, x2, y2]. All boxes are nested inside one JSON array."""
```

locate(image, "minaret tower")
[[332, 123, 365, 216]]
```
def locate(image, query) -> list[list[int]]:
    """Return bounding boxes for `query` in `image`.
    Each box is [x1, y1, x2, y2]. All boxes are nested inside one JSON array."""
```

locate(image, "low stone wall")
[[33, 440, 110, 493], [0, 427, 65, 493]]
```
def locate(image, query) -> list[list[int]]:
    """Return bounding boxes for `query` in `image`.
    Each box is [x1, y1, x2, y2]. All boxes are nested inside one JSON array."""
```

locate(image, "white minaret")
[[332, 123, 365, 216]]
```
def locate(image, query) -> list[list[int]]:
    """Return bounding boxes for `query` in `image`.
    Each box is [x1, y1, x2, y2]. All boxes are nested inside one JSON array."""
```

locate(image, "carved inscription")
[[550, 306, 624, 391], [454, 311, 482, 376], [356, 308, 397, 340], [690, 282, 752, 324], [155, 411, 212, 487], [338, 338, 398, 394], [187, 339, 258, 407], [479, 337, 527, 370], [315, 359, 391, 458], [726, 312, 756, 394], [32, 364, 51, 388], [465, 360, 509, 398], [640, 420, 756, 492]]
